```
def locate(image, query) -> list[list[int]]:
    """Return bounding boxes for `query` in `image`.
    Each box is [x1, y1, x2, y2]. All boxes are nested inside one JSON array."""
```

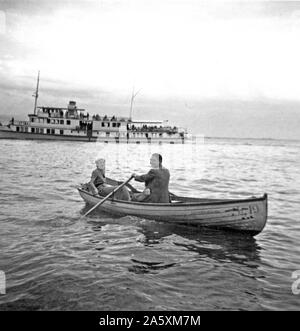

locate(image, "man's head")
[[95, 158, 105, 170], [150, 153, 162, 169]]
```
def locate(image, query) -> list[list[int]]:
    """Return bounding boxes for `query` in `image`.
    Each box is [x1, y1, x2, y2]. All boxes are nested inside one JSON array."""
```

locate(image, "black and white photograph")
[[0, 0, 299, 312]]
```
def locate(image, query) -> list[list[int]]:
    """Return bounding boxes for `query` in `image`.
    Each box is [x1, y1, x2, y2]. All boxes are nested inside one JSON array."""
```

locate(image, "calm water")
[[0, 138, 299, 310]]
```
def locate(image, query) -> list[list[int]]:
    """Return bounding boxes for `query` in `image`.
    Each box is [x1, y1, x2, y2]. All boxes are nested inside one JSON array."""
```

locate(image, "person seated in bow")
[[132, 153, 170, 203], [89, 158, 130, 201]]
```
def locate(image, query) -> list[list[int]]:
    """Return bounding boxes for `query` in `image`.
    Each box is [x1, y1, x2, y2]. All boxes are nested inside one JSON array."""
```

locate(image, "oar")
[[83, 175, 134, 217], [107, 176, 181, 200], [106, 177, 140, 194], [106, 176, 180, 201]]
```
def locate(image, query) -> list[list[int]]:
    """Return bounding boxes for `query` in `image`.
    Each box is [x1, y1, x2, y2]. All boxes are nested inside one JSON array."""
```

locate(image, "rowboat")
[[78, 179, 268, 235]]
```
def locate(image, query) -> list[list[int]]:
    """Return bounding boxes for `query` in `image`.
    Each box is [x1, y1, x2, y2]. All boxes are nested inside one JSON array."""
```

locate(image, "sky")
[[0, 0, 300, 139]]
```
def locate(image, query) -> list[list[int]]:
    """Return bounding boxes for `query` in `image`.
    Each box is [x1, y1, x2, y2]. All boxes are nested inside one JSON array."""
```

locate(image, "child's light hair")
[[95, 158, 105, 169]]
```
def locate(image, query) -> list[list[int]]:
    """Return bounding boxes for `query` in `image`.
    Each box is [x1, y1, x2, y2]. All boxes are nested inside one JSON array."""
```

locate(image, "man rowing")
[[132, 153, 170, 203]]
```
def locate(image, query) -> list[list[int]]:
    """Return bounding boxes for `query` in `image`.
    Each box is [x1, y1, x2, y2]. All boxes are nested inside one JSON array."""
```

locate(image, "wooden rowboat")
[[78, 181, 268, 236]]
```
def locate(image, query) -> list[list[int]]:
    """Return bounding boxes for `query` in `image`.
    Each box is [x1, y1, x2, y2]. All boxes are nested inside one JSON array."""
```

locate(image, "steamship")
[[0, 73, 188, 143]]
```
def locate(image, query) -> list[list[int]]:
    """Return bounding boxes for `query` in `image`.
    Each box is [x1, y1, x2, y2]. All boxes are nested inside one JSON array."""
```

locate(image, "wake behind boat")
[[78, 178, 268, 236]]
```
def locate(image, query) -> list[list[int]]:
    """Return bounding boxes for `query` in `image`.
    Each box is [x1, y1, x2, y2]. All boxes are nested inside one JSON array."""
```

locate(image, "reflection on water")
[[0, 138, 299, 310], [88, 214, 262, 275], [138, 222, 261, 265]]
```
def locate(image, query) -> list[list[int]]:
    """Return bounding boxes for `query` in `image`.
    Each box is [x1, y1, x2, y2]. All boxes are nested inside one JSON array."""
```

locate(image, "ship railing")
[[44, 114, 90, 120], [48, 114, 65, 118], [128, 128, 179, 134], [14, 121, 29, 126], [65, 115, 89, 120]]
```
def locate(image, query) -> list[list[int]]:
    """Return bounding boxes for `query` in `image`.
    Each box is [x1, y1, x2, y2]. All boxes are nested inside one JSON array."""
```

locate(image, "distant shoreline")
[[203, 136, 300, 142]]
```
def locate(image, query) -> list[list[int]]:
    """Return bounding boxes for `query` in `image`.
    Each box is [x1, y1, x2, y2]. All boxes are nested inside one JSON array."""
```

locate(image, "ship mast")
[[33, 71, 40, 115], [129, 87, 141, 121]]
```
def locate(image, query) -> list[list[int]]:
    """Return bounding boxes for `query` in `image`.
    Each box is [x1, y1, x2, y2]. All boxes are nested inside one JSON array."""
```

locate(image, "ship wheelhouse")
[[13, 101, 93, 137]]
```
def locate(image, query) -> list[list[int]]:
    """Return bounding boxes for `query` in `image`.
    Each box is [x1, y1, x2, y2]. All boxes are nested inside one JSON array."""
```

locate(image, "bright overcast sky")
[[1, 0, 300, 139]]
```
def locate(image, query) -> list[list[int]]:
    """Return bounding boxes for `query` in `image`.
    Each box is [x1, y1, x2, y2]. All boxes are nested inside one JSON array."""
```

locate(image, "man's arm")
[[134, 169, 156, 182]]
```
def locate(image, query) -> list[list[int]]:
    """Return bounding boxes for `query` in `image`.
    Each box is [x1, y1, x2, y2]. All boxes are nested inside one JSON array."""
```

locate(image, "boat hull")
[[0, 128, 96, 141], [0, 128, 185, 143], [78, 189, 268, 235]]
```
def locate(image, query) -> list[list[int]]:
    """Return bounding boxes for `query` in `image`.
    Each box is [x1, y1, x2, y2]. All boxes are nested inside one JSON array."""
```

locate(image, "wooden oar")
[[83, 175, 134, 217], [106, 177, 140, 194], [107, 176, 181, 201]]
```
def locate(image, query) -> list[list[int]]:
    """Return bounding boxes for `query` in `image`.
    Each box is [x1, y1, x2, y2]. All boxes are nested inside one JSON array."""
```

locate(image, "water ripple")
[[0, 139, 299, 310]]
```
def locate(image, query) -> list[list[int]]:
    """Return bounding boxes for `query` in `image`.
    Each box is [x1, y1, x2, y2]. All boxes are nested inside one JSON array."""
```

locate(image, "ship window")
[[31, 128, 35, 133], [60, 120, 64, 125], [67, 120, 71, 125], [60, 130, 64, 135], [117, 123, 121, 127], [107, 123, 110, 127], [51, 129, 55, 134], [47, 129, 50, 134], [101, 122, 105, 127], [31, 118, 34, 122], [16, 127, 20, 132], [47, 119, 50, 124], [112, 123, 116, 128]]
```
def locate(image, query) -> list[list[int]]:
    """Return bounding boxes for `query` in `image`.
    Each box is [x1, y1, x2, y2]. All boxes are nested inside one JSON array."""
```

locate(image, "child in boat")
[[89, 158, 130, 201]]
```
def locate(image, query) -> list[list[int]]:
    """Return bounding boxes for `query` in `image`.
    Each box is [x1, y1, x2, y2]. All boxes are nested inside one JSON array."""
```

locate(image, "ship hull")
[[0, 128, 96, 142], [0, 127, 185, 143]]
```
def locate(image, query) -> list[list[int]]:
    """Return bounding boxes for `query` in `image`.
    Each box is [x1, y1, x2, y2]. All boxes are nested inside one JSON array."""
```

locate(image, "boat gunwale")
[[78, 188, 268, 207]]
